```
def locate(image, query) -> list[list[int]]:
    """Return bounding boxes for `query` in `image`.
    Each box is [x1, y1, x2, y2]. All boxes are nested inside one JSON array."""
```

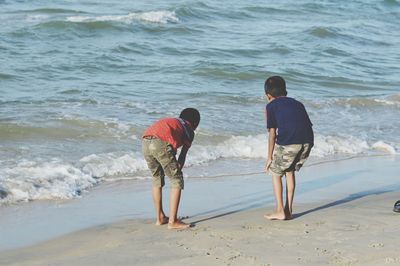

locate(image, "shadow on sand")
[[293, 183, 400, 219], [190, 182, 400, 225]]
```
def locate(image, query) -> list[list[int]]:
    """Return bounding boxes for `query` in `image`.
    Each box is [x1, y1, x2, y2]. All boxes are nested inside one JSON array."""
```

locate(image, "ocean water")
[[1, 0, 400, 205]]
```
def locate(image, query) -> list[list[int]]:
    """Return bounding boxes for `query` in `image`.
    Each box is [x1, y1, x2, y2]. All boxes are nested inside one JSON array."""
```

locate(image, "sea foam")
[[0, 159, 97, 204], [79, 152, 147, 178], [372, 141, 397, 154], [66, 10, 179, 24], [186, 133, 397, 165], [0, 134, 397, 205]]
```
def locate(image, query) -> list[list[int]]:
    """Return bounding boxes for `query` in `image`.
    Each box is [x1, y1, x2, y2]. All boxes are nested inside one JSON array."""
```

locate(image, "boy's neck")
[[267, 94, 276, 102], [268, 95, 286, 103]]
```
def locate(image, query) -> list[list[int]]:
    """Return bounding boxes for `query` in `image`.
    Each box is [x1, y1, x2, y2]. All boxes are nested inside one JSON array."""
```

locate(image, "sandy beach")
[[1, 155, 400, 266], [0, 192, 399, 266]]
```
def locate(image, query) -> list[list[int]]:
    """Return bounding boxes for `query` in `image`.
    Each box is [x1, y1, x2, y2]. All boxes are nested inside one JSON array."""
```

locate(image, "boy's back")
[[266, 96, 313, 146], [143, 117, 194, 152]]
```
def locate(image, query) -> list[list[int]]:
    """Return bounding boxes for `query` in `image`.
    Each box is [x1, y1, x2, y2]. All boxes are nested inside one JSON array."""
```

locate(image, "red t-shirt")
[[143, 118, 194, 152]]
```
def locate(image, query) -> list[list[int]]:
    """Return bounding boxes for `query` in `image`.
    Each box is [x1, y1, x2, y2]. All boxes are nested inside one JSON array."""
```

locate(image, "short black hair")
[[264, 76, 287, 97], [180, 108, 200, 130]]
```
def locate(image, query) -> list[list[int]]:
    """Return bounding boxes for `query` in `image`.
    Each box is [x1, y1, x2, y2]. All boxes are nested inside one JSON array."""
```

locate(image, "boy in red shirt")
[[142, 108, 200, 229]]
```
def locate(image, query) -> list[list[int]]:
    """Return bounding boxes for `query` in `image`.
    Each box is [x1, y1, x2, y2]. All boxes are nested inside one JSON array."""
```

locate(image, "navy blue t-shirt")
[[266, 97, 314, 145]]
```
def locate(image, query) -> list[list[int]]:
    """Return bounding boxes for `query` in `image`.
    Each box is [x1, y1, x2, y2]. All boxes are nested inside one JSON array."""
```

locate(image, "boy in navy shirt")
[[264, 76, 313, 220]]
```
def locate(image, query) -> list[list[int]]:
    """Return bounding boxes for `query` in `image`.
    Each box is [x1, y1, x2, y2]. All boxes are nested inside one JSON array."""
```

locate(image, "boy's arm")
[[178, 146, 189, 170], [265, 128, 276, 171]]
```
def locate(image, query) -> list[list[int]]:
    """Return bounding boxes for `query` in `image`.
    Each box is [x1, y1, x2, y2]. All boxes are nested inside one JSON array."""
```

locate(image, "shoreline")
[[0, 155, 399, 253], [1, 191, 399, 265]]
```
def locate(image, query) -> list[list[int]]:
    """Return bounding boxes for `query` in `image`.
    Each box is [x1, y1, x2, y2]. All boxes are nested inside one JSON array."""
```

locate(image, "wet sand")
[[1, 191, 399, 266], [1, 155, 399, 265]]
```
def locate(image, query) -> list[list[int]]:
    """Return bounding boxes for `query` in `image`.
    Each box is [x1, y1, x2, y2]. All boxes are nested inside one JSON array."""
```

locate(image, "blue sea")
[[1, 0, 400, 205]]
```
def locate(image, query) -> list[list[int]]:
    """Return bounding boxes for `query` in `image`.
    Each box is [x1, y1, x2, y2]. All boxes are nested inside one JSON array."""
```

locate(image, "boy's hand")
[[265, 159, 272, 172]]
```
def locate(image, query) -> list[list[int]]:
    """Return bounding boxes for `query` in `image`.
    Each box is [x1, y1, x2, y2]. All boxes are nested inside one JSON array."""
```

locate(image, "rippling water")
[[1, 0, 400, 204]]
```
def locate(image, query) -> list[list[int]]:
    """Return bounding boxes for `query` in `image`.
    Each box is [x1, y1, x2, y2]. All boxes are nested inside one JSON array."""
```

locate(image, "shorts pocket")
[[165, 143, 176, 156]]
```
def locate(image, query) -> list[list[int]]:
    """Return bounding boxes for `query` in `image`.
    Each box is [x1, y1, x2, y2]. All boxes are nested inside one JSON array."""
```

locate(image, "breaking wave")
[[0, 133, 396, 205], [66, 10, 179, 24]]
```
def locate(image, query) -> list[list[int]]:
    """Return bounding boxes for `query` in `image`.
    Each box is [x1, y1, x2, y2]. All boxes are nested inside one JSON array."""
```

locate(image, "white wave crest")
[[0, 159, 97, 204], [186, 133, 397, 165], [79, 152, 148, 178], [312, 135, 370, 157], [66, 10, 179, 24], [0, 134, 396, 205], [372, 141, 396, 154], [187, 135, 267, 165], [0, 153, 149, 205]]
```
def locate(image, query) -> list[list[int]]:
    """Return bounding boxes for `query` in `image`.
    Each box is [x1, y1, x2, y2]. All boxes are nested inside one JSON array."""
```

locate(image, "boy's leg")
[[168, 188, 190, 229], [142, 138, 168, 225], [284, 171, 296, 219], [149, 165, 168, 225], [265, 174, 286, 220], [152, 187, 168, 225], [268, 144, 305, 220], [166, 164, 189, 229], [154, 143, 189, 229], [148, 162, 167, 225], [283, 143, 310, 218]]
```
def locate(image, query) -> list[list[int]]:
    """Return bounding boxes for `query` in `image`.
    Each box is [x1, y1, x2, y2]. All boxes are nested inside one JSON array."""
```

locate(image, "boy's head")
[[180, 108, 200, 130], [264, 76, 287, 99]]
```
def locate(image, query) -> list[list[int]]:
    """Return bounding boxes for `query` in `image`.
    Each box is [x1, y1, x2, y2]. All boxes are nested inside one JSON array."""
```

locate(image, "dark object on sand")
[[394, 200, 400, 213], [0, 188, 8, 199]]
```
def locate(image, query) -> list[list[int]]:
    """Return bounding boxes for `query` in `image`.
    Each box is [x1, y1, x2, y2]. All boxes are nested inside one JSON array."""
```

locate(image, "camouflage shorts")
[[269, 143, 313, 176], [142, 137, 184, 189]]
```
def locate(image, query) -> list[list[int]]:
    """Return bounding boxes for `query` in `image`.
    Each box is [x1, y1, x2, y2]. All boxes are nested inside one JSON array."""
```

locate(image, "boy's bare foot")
[[168, 220, 191, 230], [284, 209, 292, 220], [155, 216, 169, 226], [264, 212, 286, 220]]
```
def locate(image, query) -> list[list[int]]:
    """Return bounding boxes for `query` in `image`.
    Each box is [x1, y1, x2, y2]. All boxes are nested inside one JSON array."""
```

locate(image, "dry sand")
[[1, 191, 399, 266]]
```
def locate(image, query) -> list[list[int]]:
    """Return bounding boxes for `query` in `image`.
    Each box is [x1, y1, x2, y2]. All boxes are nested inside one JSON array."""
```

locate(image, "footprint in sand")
[[368, 243, 384, 248]]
